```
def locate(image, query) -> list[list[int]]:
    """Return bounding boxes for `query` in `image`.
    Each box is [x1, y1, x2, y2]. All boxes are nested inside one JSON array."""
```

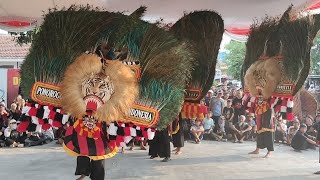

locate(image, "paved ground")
[[0, 140, 319, 180]]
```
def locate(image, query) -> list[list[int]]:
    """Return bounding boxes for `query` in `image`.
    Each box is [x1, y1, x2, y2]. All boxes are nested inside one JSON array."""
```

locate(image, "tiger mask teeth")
[[83, 95, 104, 112]]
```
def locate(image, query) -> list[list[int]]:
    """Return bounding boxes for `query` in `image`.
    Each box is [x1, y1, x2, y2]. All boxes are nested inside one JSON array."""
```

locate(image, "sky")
[[0, 29, 232, 48]]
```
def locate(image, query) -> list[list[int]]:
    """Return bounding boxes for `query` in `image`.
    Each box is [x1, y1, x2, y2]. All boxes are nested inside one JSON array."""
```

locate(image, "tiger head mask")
[[61, 53, 138, 122], [244, 58, 283, 100], [81, 72, 115, 103]]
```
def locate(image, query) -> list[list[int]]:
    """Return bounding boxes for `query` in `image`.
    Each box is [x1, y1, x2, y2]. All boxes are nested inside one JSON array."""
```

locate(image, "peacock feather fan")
[[20, 5, 195, 128], [20, 5, 129, 98], [170, 11, 224, 102], [241, 6, 320, 95]]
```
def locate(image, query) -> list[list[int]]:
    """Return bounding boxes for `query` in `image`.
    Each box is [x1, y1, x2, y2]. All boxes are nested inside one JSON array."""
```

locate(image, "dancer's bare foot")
[[172, 148, 178, 152], [248, 149, 259, 154], [175, 151, 182, 155], [76, 175, 86, 180], [263, 152, 271, 158], [140, 146, 147, 150]]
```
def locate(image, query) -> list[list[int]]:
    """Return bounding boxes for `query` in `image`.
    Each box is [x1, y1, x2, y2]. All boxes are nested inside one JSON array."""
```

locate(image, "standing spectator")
[[199, 99, 208, 115], [223, 100, 234, 133], [205, 90, 214, 107], [222, 92, 230, 108], [287, 119, 300, 145], [230, 89, 237, 99], [0, 102, 10, 128], [209, 90, 224, 132], [291, 123, 318, 151], [221, 85, 228, 94], [232, 90, 245, 124], [232, 115, 252, 143]]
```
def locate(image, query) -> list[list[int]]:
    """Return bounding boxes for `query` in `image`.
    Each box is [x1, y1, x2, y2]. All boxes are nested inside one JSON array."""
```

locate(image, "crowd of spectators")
[[0, 95, 68, 148], [1, 84, 320, 154], [181, 82, 320, 154]]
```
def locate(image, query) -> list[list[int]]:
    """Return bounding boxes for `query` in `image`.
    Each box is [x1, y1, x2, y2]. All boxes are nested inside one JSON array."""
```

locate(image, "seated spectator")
[[42, 127, 55, 143], [246, 113, 257, 141], [291, 123, 318, 151], [190, 119, 204, 143], [0, 102, 10, 128], [25, 126, 46, 147], [203, 112, 214, 133], [231, 115, 252, 143], [305, 115, 317, 137], [203, 112, 223, 141], [287, 119, 300, 145], [275, 115, 287, 143], [9, 103, 21, 122], [4, 119, 23, 147]]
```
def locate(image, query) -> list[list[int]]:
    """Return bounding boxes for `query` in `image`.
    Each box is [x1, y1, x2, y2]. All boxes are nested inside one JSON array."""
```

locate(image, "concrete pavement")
[[0, 140, 319, 180]]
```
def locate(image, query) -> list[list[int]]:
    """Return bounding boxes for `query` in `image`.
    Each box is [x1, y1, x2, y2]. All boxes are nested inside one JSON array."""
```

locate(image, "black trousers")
[[212, 115, 221, 133], [257, 132, 274, 151], [75, 156, 105, 180], [149, 129, 170, 158]]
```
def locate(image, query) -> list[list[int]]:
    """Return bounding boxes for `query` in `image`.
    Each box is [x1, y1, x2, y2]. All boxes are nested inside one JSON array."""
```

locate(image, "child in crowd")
[[246, 113, 257, 141], [190, 119, 204, 143]]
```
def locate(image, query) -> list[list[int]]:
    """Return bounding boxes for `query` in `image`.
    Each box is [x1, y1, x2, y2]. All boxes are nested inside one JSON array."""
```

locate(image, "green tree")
[[225, 40, 246, 80], [311, 35, 320, 75]]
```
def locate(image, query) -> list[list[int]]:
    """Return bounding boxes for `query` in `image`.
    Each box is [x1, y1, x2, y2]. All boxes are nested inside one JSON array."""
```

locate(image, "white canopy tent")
[[0, 0, 320, 36]]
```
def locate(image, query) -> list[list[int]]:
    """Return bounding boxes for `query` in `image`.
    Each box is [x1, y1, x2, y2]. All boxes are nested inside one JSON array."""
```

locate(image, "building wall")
[[0, 68, 8, 104], [0, 58, 23, 69]]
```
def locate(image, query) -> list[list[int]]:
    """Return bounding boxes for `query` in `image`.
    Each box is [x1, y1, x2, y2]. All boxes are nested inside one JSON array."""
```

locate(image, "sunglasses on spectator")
[[10, 122, 17, 124]]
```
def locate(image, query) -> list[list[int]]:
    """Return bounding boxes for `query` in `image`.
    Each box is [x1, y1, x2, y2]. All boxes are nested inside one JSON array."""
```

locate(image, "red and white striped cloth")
[[17, 103, 69, 132], [107, 122, 156, 149]]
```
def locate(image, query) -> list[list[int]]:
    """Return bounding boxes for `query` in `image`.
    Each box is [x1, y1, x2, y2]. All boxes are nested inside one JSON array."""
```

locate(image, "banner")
[[7, 69, 20, 106], [31, 82, 62, 107], [122, 103, 159, 128]]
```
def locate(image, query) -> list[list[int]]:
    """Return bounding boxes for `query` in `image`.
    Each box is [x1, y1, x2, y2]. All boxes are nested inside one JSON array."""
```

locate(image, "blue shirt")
[[203, 118, 214, 130], [210, 97, 224, 116]]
